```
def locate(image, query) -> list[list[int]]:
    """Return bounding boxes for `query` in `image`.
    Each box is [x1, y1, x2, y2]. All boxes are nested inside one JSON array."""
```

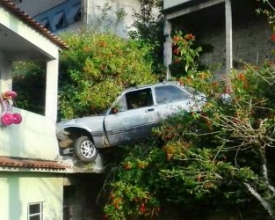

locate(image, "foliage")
[[170, 30, 202, 78], [12, 61, 46, 114], [12, 2, 159, 118], [129, 0, 166, 77], [58, 30, 157, 119], [102, 32, 275, 220]]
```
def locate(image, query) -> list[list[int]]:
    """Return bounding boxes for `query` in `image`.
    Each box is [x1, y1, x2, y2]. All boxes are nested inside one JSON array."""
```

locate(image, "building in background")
[[0, 1, 105, 219], [162, 0, 274, 79], [13, 0, 143, 38]]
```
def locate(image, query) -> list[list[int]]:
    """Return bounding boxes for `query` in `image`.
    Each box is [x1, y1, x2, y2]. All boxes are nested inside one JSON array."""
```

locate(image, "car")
[[56, 81, 205, 162]]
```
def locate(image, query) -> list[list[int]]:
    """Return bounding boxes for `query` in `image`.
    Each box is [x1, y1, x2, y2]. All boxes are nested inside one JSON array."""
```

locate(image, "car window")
[[115, 95, 127, 111], [124, 88, 153, 110], [155, 85, 191, 104]]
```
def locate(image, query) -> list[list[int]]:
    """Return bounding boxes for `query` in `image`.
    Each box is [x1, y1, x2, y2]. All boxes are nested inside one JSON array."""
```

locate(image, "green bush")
[[58, 30, 157, 119], [13, 61, 46, 114], [102, 31, 275, 219]]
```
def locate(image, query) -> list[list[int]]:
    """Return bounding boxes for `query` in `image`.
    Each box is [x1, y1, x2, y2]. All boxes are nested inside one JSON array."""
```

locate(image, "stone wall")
[[167, 0, 274, 78]]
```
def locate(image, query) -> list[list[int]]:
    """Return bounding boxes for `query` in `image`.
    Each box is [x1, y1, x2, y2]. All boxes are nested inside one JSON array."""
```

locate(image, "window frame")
[[125, 88, 153, 110], [27, 202, 43, 220]]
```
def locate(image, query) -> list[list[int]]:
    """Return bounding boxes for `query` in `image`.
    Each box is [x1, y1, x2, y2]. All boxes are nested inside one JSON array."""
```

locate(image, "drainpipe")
[[82, 0, 89, 25], [225, 0, 233, 74], [163, 19, 172, 80]]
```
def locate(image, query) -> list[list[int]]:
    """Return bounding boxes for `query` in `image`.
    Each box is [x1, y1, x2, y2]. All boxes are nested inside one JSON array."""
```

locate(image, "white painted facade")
[[0, 4, 60, 123], [0, 108, 59, 160], [0, 173, 64, 220], [0, 3, 66, 219]]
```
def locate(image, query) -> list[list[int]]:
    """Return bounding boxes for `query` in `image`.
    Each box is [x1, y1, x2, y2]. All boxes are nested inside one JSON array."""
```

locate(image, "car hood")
[[56, 115, 105, 133]]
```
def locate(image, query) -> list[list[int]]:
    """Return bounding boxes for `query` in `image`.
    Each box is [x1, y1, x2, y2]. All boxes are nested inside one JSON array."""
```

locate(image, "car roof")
[[123, 81, 181, 93]]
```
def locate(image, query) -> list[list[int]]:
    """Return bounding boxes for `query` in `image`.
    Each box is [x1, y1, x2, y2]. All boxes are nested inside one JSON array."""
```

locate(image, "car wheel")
[[73, 136, 98, 162]]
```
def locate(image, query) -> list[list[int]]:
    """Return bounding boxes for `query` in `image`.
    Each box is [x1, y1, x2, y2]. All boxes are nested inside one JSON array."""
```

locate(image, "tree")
[[13, 61, 46, 114], [12, 1, 160, 119], [129, 0, 165, 77], [102, 3, 275, 218], [58, 30, 157, 119]]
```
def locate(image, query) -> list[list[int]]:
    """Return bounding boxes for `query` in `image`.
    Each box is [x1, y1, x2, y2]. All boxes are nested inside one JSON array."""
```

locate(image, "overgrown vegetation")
[[11, 0, 275, 219], [102, 32, 275, 220], [101, 1, 275, 219], [58, 30, 157, 118], [12, 1, 161, 119], [13, 61, 46, 114]]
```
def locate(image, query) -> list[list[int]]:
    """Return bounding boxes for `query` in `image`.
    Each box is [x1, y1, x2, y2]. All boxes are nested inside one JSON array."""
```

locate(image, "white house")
[[0, 1, 105, 219]]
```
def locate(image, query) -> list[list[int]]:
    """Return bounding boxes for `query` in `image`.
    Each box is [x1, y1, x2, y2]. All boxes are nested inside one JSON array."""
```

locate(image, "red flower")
[[173, 47, 181, 55], [173, 36, 180, 42], [271, 34, 275, 41], [238, 73, 246, 81], [185, 33, 195, 40], [123, 162, 132, 170], [139, 203, 146, 213]]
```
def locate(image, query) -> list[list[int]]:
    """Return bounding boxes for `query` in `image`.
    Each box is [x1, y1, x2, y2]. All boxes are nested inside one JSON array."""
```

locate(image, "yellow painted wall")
[[0, 172, 63, 220]]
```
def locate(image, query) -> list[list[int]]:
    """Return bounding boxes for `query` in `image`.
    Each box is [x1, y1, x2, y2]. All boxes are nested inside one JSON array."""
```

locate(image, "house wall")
[[197, 5, 273, 76], [165, 1, 274, 78], [64, 174, 106, 220], [86, 0, 141, 38], [0, 108, 60, 160], [0, 51, 12, 92], [0, 172, 63, 220]]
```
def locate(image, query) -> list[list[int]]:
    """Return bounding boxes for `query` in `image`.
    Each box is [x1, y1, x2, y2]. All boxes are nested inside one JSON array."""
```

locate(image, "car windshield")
[[155, 85, 191, 104]]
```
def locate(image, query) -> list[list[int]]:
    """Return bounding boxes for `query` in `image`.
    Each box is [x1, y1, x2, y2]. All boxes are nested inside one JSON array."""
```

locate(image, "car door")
[[103, 87, 160, 146], [153, 84, 193, 119]]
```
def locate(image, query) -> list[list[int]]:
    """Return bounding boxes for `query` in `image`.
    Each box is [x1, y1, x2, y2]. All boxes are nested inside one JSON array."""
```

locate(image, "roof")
[[123, 81, 181, 93], [0, 0, 68, 49], [0, 156, 72, 172]]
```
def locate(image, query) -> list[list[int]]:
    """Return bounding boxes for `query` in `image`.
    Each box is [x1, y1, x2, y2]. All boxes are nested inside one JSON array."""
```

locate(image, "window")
[[113, 88, 153, 112], [155, 85, 190, 104], [115, 95, 127, 112], [40, 19, 51, 31], [54, 12, 67, 30], [68, 4, 81, 23], [27, 202, 43, 220], [74, 9, 81, 22], [126, 88, 153, 110]]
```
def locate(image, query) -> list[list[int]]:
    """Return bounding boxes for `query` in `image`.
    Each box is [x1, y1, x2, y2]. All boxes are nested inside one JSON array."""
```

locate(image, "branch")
[[244, 182, 274, 218]]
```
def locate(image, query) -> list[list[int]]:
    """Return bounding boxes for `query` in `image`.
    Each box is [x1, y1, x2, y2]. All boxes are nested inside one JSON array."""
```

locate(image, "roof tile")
[[0, 156, 72, 170]]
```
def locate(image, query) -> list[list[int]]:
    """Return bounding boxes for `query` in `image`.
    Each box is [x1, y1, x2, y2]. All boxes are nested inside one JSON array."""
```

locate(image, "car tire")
[[73, 136, 98, 162]]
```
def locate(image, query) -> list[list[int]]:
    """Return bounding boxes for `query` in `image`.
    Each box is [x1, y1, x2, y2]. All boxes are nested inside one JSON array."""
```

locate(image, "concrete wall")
[[166, 1, 274, 78], [163, 0, 191, 10], [0, 172, 63, 220], [64, 174, 106, 220], [0, 108, 60, 160], [197, 5, 273, 76], [0, 51, 12, 92], [86, 0, 141, 38]]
